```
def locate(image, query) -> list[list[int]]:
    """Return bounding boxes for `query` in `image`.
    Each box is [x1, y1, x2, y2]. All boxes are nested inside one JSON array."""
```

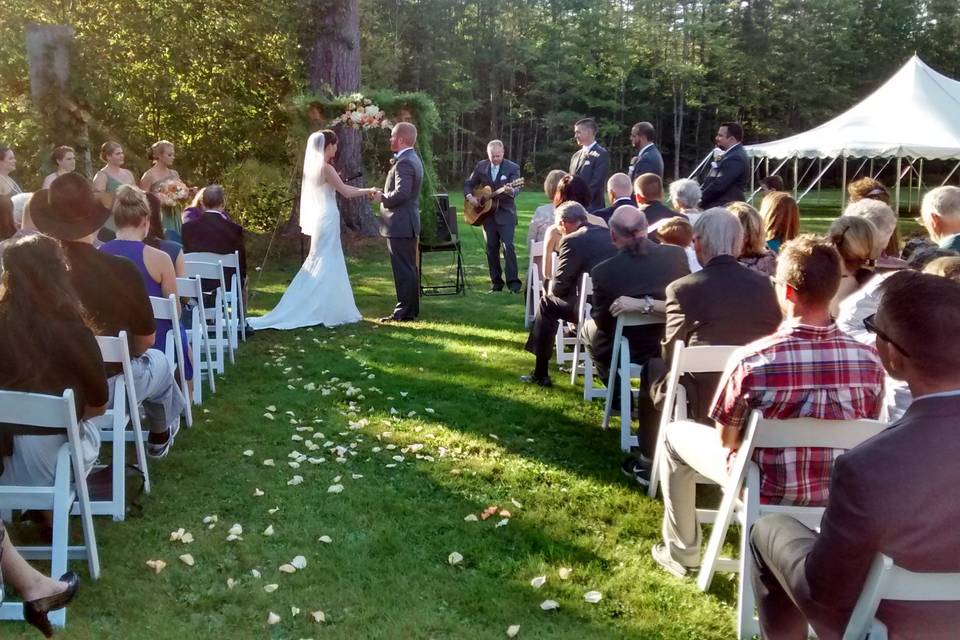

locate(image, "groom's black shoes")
[[379, 314, 414, 323], [520, 371, 553, 387]]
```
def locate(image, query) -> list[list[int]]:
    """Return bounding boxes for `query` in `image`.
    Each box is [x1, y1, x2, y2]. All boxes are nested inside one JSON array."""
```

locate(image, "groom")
[[372, 122, 423, 322]]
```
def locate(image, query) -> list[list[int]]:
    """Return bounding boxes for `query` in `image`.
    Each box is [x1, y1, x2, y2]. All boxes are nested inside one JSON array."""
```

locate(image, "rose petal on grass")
[[262, 459, 275, 467], [228, 524, 243, 536], [311, 610, 326, 623], [530, 576, 546, 589], [511, 498, 523, 509], [267, 612, 281, 625], [202, 515, 218, 524], [278, 564, 296, 574], [291, 555, 307, 570], [253, 488, 265, 497], [263, 412, 275, 420], [265, 405, 277, 412], [558, 567, 572, 580], [464, 514, 479, 522], [180, 532, 194, 544], [242, 449, 254, 457], [178, 553, 195, 567], [507, 625, 521, 637], [264, 583, 279, 593], [263, 524, 275, 536], [499, 510, 512, 518], [146, 559, 167, 574], [251, 569, 261, 578], [584, 591, 603, 603], [495, 518, 509, 528], [288, 475, 304, 486], [226, 577, 236, 589], [318, 535, 332, 544], [291, 606, 300, 616], [169, 528, 185, 541], [448, 551, 464, 566], [540, 599, 559, 611], [327, 484, 344, 493], [268, 506, 280, 515]]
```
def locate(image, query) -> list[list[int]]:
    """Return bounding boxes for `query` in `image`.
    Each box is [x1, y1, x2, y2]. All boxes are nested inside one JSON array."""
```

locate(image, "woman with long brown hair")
[[759, 191, 800, 253]]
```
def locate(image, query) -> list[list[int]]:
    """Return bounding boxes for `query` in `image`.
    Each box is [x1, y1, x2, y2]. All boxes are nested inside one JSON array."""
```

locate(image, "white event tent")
[[697, 56, 960, 209]]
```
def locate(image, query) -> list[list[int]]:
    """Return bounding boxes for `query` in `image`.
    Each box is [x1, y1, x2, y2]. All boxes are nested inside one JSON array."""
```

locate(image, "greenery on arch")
[[290, 90, 445, 241]]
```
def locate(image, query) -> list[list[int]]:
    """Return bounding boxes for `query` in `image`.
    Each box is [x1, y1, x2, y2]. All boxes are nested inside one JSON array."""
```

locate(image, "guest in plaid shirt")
[[652, 235, 884, 578]]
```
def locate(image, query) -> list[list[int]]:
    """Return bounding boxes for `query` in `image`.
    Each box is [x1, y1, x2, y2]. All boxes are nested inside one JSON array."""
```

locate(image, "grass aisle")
[[20, 193, 869, 639]]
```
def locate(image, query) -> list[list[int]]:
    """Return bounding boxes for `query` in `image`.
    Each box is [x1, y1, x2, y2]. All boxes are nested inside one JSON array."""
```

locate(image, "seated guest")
[[593, 173, 635, 224], [749, 271, 960, 639], [182, 184, 248, 309], [542, 174, 606, 283], [30, 173, 185, 458], [847, 176, 890, 205], [656, 216, 700, 273], [759, 175, 784, 194], [843, 197, 905, 268], [668, 179, 702, 226], [0, 195, 14, 241], [0, 234, 108, 487], [730, 201, 777, 276], [634, 172, 680, 230], [145, 192, 186, 277], [918, 185, 960, 252], [101, 185, 192, 384], [925, 255, 960, 280], [522, 202, 615, 387], [583, 205, 688, 384], [827, 215, 877, 317], [526, 169, 566, 246], [652, 235, 884, 577], [760, 191, 799, 253], [622, 209, 782, 484]]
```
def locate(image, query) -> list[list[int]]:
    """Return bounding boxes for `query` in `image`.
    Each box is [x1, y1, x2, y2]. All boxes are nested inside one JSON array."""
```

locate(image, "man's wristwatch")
[[641, 295, 654, 314]]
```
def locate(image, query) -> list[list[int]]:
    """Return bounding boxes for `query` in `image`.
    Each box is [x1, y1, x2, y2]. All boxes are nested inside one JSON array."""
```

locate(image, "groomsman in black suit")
[[569, 118, 610, 212], [700, 121, 750, 209], [628, 121, 664, 181], [464, 140, 522, 293]]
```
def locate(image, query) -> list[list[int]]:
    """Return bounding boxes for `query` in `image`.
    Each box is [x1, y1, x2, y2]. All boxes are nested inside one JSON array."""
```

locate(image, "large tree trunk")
[[302, 0, 377, 236]]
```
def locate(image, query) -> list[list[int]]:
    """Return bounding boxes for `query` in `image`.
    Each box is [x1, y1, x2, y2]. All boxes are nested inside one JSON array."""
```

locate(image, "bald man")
[[593, 173, 635, 224], [374, 122, 424, 321]]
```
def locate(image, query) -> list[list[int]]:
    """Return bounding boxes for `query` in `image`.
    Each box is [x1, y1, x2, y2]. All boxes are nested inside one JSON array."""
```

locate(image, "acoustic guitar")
[[463, 178, 525, 226]]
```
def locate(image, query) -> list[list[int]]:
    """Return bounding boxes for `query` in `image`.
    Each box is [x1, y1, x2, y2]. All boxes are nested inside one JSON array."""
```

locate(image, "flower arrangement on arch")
[[334, 94, 393, 131]]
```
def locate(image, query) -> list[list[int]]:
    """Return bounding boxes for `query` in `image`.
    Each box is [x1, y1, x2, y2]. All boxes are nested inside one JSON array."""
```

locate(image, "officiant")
[[464, 139, 522, 293]]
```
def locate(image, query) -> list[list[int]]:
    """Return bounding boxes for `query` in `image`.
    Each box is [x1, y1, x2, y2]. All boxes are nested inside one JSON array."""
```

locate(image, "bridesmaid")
[[41, 146, 77, 189], [0, 143, 22, 197], [92, 141, 136, 239], [140, 140, 186, 242]]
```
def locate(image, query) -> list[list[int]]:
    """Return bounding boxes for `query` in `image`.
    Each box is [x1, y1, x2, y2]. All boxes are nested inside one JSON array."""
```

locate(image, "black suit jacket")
[[589, 240, 690, 362], [593, 197, 635, 224], [569, 144, 610, 212], [551, 224, 616, 305], [700, 144, 749, 209], [639, 201, 680, 228], [649, 255, 782, 419], [628, 143, 664, 181], [463, 158, 521, 225], [182, 210, 247, 291], [803, 394, 960, 637]]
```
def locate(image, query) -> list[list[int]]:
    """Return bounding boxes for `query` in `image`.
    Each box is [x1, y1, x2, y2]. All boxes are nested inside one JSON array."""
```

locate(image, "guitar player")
[[464, 139, 522, 293]]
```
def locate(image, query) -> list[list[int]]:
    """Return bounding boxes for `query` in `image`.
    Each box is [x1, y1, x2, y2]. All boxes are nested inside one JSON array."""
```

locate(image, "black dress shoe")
[[379, 315, 414, 323], [486, 287, 503, 294], [24, 571, 79, 638], [508, 287, 522, 294], [520, 371, 553, 387]]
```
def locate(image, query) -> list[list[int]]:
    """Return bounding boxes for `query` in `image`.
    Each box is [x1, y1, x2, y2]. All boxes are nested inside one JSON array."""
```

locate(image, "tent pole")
[[841, 156, 848, 209], [817, 159, 822, 194], [870, 158, 874, 179], [895, 157, 902, 214], [940, 160, 960, 186], [919, 158, 924, 199], [750, 156, 755, 204], [793, 156, 798, 199]]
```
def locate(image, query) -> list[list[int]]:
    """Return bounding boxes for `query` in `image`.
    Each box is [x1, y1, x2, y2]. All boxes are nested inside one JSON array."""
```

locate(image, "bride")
[[249, 130, 376, 330]]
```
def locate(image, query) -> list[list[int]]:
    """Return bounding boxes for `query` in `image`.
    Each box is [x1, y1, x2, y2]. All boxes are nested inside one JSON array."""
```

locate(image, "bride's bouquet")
[[157, 179, 190, 207], [334, 94, 393, 131]]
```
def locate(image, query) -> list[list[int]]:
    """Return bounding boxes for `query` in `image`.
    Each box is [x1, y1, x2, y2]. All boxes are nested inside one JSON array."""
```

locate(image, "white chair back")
[[843, 553, 960, 640], [185, 251, 245, 346], [525, 240, 546, 328], [182, 262, 231, 369], [176, 276, 216, 399], [94, 332, 151, 504], [0, 389, 100, 628], [150, 294, 193, 428], [647, 341, 741, 498]]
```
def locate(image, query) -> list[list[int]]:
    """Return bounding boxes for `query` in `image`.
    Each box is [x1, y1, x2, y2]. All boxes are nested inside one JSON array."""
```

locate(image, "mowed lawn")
[[3, 191, 917, 639]]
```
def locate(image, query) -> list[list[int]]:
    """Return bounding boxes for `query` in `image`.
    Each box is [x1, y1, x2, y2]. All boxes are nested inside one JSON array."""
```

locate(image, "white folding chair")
[[0, 389, 101, 629], [600, 312, 666, 452], [695, 410, 886, 639], [843, 553, 960, 640], [525, 240, 545, 328], [176, 276, 216, 400], [182, 261, 232, 369], [92, 332, 152, 515], [569, 274, 606, 402], [647, 341, 741, 498], [185, 251, 245, 348], [554, 271, 589, 371], [150, 294, 193, 428]]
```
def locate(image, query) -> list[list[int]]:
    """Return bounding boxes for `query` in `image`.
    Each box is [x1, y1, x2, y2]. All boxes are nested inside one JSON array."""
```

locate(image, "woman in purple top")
[[100, 185, 193, 383]]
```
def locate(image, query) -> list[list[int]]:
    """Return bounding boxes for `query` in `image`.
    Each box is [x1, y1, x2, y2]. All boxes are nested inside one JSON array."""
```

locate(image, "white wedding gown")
[[249, 137, 362, 329]]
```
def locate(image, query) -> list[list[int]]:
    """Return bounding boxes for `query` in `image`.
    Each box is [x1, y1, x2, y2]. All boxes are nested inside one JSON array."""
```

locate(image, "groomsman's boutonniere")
[[588, 150, 601, 159]]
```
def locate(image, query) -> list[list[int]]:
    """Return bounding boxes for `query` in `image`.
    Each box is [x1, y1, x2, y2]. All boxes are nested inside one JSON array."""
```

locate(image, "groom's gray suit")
[[380, 147, 423, 319]]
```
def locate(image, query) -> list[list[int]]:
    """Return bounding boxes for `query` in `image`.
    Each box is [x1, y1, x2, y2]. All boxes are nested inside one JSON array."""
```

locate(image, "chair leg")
[[737, 515, 758, 639]]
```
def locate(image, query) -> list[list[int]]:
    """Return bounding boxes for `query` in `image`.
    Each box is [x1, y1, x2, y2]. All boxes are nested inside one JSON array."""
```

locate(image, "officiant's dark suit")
[[524, 206, 615, 382], [380, 146, 423, 320], [584, 238, 689, 384], [628, 143, 664, 182], [464, 155, 522, 292], [700, 142, 749, 209], [570, 143, 610, 212]]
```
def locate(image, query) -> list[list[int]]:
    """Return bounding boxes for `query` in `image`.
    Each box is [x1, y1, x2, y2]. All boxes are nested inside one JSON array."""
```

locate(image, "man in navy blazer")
[[628, 121, 664, 181], [569, 118, 610, 212], [700, 122, 749, 209], [749, 271, 960, 638], [464, 140, 522, 292]]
